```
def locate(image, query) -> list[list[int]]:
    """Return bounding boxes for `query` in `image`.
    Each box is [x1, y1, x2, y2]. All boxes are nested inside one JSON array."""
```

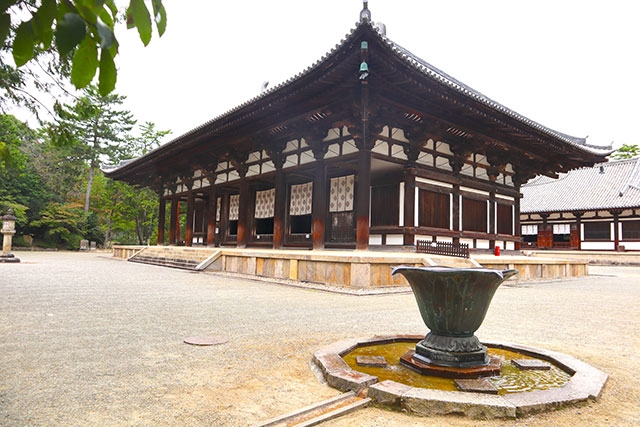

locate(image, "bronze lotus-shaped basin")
[[392, 266, 518, 369]]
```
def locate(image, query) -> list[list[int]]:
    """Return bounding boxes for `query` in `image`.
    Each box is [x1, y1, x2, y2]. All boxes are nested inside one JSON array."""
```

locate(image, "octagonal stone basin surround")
[[312, 335, 608, 419]]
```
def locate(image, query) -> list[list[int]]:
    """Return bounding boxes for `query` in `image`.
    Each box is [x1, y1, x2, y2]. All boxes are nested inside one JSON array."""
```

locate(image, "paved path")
[[1, 252, 639, 426]]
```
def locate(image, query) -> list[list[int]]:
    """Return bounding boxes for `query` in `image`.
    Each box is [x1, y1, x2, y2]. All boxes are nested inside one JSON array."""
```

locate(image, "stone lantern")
[[1, 209, 20, 263]]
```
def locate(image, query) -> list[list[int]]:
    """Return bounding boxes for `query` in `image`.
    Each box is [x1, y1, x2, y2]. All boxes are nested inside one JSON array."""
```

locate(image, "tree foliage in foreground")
[[1, 0, 166, 96]]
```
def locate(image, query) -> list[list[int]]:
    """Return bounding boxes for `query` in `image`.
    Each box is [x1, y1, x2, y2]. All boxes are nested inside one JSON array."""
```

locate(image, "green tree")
[[1, 0, 166, 99], [51, 85, 135, 213], [24, 131, 87, 204], [30, 201, 84, 249], [96, 178, 158, 246], [610, 144, 639, 160], [130, 121, 171, 157], [96, 121, 167, 246], [0, 115, 49, 228], [0, 114, 30, 174]]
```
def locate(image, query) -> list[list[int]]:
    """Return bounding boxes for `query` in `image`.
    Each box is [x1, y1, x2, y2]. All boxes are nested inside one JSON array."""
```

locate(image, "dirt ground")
[[1, 252, 639, 426]]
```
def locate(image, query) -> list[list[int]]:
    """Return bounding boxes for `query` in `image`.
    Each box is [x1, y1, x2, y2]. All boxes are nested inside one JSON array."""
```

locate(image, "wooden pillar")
[[220, 193, 229, 244], [574, 213, 582, 250], [169, 196, 179, 245], [489, 191, 496, 249], [312, 159, 326, 250], [237, 177, 249, 248], [157, 194, 166, 246], [356, 149, 372, 250], [206, 187, 217, 247], [514, 191, 522, 251], [185, 190, 194, 247], [538, 214, 550, 248], [403, 167, 416, 246], [273, 169, 286, 249], [612, 210, 620, 250], [452, 184, 461, 245]]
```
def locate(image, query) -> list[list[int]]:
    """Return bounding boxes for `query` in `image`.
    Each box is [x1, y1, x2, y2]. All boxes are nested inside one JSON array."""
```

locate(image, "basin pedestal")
[[392, 266, 517, 378]]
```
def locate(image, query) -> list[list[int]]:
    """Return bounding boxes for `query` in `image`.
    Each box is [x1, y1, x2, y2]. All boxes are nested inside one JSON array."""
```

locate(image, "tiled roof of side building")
[[521, 157, 640, 213]]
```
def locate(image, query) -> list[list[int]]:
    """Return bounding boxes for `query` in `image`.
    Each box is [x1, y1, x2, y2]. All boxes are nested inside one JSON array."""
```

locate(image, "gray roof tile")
[[521, 157, 640, 213]]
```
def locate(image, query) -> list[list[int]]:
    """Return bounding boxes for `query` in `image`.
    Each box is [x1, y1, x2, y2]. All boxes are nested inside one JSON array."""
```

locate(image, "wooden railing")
[[416, 240, 470, 258]]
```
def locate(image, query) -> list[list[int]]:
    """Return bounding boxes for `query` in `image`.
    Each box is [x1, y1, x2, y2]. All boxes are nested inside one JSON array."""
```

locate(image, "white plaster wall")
[[369, 235, 382, 245], [620, 241, 640, 250], [475, 239, 491, 249], [581, 241, 615, 250], [386, 235, 404, 245]]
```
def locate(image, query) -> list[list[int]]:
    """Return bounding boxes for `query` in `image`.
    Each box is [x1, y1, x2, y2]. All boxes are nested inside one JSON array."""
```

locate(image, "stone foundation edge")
[[313, 336, 608, 419]]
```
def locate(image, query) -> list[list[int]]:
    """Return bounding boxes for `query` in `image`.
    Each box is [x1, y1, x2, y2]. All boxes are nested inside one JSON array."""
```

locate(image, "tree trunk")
[[84, 163, 95, 213]]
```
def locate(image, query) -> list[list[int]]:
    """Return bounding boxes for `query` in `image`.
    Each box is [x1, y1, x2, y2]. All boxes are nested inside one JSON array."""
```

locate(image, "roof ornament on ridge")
[[360, 0, 371, 23]]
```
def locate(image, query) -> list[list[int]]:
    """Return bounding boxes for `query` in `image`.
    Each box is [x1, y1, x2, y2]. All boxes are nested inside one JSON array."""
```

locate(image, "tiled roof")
[[382, 38, 607, 153], [147, 22, 611, 159], [521, 157, 640, 213]]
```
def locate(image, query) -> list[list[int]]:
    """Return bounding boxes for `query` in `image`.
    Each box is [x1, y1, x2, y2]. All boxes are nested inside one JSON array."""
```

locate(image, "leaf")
[[151, 0, 166, 37], [0, 13, 10, 47], [98, 48, 117, 96], [33, 0, 57, 49], [55, 13, 87, 56], [96, 17, 115, 49], [13, 21, 35, 67], [97, 6, 115, 28], [127, 0, 152, 46], [71, 37, 98, 88], [0, 0, 13, 13]]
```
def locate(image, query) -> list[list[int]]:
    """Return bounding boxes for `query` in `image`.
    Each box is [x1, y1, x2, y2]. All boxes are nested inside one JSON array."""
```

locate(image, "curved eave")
[[104, 23, 366, 182], [378, 31, 611, 158], [105, 21, 612, 183]]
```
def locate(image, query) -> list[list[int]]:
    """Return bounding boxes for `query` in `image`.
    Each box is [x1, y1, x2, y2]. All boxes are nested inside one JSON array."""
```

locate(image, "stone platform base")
[[113, 246, 590, 289]]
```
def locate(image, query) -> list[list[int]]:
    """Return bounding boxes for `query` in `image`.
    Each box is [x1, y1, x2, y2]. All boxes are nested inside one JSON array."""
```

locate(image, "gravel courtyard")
[[1, 252, 639, 426]]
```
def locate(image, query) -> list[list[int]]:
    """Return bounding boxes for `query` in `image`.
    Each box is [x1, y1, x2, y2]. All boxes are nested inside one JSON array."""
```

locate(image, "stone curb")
[[312, 336, 609, 419]]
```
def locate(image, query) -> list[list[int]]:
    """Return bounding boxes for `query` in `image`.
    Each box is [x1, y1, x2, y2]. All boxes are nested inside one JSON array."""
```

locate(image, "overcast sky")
[[114, 0, 638, 149]]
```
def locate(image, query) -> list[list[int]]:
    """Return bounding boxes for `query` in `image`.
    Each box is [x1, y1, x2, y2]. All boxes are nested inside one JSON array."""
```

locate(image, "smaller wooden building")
[[520, 157, 640, 251]]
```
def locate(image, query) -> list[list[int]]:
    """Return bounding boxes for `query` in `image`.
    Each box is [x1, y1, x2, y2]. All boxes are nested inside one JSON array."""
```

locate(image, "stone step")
[[127, 247, 218, 271], [128, 255, 199, 270], [253, 392, 371, 427]]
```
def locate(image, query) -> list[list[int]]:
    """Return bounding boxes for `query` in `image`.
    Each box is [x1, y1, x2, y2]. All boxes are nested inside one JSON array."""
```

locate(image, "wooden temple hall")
[[105, 2, 610, 253]]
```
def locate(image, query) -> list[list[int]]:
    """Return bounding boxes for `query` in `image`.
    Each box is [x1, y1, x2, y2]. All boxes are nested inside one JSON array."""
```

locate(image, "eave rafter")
[[369, 49, 597, 165]]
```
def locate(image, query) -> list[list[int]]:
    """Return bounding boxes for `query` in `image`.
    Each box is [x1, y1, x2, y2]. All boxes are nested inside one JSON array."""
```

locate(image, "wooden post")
[[452, 184, 461, 246], [237, 177, 249, 248], [157, 195, 165, 246], [207, 187, 217, 247], [356, 149, 371, 250], [185, 185, 194, 247], [273, 169, 286, 249], [312, 159, 326, 250], [403, 167, 416, 246], [574, 213, 582, 250], [514, 191, 522, 251], [169, 196, 178, 245], [612, 210, 620, 250], [489, 191, 496, 249], [538, 214, 550, 248]]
